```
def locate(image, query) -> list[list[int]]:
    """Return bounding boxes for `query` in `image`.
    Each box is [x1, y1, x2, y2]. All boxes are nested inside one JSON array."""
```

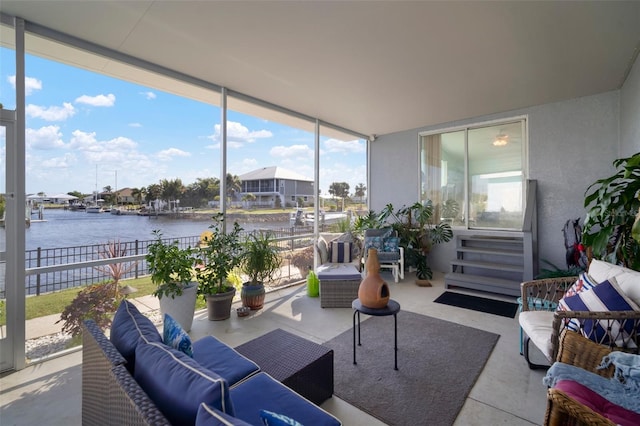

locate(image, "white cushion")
[[518, 311, 555, 361], [588, 259, 640, 307]]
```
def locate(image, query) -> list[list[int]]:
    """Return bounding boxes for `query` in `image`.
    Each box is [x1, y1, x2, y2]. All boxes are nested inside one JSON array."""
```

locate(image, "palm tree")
[[160, 178, 185, 210], [131, 187, 143, 206], [355, 183, 367, 205], [146, 183, 162, 205], [329, 182, 350, 211], [102, 185, 113, 204], [226, 173, 242, 201]]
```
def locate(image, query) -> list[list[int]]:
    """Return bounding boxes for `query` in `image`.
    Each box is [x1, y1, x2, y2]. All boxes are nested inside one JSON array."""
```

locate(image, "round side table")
[[352, 298, 401, 370]]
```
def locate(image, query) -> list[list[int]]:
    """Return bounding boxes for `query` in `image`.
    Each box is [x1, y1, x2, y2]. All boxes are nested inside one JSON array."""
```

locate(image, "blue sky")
[[1, 47, 366, 199]]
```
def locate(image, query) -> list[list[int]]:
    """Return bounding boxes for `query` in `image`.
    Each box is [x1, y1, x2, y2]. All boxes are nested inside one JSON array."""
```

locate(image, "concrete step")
[[450, 259, 524, 273], [444, 272, 521, 297], [456, 246, 524, 257]]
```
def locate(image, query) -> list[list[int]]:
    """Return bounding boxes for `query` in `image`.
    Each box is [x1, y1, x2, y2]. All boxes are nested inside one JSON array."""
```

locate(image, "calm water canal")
[[20, 209, 291, 250], [0, 208, 297, 295]]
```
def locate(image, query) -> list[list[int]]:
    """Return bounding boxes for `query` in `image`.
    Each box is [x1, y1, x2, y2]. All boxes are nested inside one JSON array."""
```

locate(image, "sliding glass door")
[[420, 118, 526, 230]]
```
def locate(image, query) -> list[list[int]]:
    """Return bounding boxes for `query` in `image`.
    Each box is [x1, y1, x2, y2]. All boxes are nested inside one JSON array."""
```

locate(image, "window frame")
[[418, 116, 528, 231]]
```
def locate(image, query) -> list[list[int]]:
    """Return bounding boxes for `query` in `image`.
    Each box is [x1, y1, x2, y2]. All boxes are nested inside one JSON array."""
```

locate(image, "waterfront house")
[[238, 166, 314, 209]]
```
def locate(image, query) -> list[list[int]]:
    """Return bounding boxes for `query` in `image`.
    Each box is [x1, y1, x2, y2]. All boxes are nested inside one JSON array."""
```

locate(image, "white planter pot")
[[158, 282, 198, 332]]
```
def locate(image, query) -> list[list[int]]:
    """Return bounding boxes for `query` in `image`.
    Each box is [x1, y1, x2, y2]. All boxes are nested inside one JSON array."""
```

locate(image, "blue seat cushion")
[[192, 336, 260, 386], [230, 372, 341, 426], [196, 403, 251, 426], [110, 300, 163, 373], [135, 341, 235, 425], [377, 251, 400, 262]]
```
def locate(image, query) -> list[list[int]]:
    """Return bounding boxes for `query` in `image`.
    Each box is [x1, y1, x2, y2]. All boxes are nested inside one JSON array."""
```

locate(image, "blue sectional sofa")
[[82, 300, 341, 426]]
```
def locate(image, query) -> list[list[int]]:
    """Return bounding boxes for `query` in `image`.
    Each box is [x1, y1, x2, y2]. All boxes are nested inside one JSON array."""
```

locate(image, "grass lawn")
[[0, 276, 158, 327]]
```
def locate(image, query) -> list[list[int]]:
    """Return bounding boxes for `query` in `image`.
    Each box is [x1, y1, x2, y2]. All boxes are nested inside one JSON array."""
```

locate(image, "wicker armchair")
[[519, 276, 575, 368], [544, 330, 618, 426], [519, 276, 640, 368]]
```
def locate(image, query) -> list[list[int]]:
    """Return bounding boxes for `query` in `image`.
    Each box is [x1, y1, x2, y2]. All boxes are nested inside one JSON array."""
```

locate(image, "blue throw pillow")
[[197, 403, 251, 426], [260, 410, 303, 426], [163, 313, 193, 357], [364, 236, 383, 252], [382, 236, 400, 252], [110, 300, 163, 373]]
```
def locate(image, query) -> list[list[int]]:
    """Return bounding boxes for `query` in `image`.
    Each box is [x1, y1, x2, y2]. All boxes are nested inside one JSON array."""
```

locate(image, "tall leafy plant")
[[146, 230, 195, 299], [197, 213, 244, 296], [583, 152, 640, 271], [241, 231, 281, 285], [354, 201, 453, 280], [380, 201, 453, 280]]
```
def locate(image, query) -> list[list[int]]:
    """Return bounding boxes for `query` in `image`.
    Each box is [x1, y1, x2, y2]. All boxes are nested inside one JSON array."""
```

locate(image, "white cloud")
[[210, 121, 273, 146], [68, 130, 139, 166], [157, 148, 191, 161], [26, 103, 75, 121], [323, 138, 365, 154], [129, 122, 142, 128], [270, 144, 313, 159], [75, 93, 116, 107], [141, 91, 156, 100], [26, 126, 66, 149], [8, 75, 43, 95], [242, 158, 258, 168], [41, 153, 77, 168]]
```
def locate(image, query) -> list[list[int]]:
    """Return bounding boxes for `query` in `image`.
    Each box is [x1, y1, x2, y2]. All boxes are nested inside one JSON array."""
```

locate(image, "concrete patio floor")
[[0, 271, 549, 425]]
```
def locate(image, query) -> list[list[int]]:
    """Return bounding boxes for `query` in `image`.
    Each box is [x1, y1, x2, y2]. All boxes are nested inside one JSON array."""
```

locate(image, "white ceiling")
[[1, 1, 639, 140]]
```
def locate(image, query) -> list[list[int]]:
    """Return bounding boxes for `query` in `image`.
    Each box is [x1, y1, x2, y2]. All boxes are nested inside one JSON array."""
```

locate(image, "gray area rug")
[[323, 311, 499, 426]]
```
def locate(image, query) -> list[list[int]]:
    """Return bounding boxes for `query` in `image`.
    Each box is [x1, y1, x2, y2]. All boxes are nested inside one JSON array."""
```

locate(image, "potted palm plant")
[[146, 230, 197, 331], [196, 213, 244, 321], [240, 231, 282, 310], [379, 201, 453, 286]]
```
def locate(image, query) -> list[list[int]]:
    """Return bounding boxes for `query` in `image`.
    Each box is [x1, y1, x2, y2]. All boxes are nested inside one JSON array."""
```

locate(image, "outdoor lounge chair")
[[362, 228, 404, 283]]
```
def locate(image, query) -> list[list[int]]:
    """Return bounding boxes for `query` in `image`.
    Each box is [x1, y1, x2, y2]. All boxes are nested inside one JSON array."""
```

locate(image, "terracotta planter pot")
[[205, 287, 236, 321], [358, 248, 390, 308], [241, 283, 265, 310], [415, 279, 432, 287]]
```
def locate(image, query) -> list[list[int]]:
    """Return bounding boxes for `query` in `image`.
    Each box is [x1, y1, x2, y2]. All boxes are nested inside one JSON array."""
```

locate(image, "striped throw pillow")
[[330, 241, 352, 263], [558, 277, 640, 347]]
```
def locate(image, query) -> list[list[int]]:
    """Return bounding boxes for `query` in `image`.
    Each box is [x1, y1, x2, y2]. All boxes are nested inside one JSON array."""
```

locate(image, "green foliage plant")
[[57, 282, 120, 337], [583, 152, 640, 271], [196, 213, 244, 296], [356, 201, 453, 280], [146, 230, 195, 299], [241, 231, 282, 285]]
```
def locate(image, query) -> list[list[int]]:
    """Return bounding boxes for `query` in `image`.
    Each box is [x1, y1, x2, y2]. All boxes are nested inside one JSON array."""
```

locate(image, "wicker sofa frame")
[[82, 320, 171, 426]]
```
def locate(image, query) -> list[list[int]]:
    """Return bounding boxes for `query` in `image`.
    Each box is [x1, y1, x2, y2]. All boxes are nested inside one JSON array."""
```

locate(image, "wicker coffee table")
[[234, 328, 334, 405]]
